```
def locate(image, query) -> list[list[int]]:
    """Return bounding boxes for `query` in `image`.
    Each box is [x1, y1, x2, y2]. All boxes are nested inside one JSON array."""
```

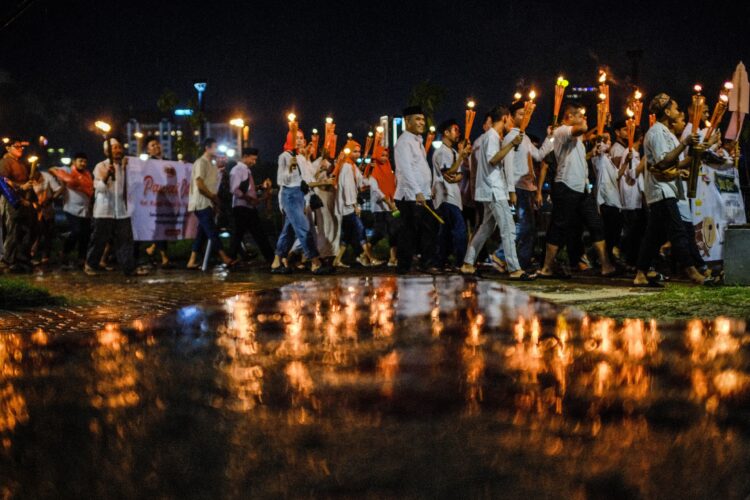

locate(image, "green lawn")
[[0, 278, 64, 310], [571, 283, 750, 321]]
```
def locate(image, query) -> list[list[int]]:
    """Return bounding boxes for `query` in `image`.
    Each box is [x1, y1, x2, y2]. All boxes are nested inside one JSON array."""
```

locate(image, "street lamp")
[[194, 80, 207, 140], [230, 118, 245, 152], [134, 131, 144, 155]]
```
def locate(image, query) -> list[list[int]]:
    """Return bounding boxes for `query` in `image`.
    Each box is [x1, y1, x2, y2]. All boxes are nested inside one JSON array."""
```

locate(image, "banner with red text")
[[126, 157, 198, 241]]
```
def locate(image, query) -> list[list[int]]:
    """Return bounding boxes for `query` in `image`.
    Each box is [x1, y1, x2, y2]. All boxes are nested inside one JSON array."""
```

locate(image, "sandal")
[[509, 272, 536, 282]]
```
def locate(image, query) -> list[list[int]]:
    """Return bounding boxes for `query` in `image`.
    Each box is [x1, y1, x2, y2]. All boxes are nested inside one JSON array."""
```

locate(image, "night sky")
[[1, 0, 749, 160]]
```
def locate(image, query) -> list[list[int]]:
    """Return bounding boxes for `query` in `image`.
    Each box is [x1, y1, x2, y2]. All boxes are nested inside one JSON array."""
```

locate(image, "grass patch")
[[0, 278, 65, 310], [572, 283, 750, 320]]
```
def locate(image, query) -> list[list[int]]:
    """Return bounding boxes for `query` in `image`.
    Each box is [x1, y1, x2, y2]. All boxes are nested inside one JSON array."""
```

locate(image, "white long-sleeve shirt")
[[593, 152, 622, 209], [92, 159, 129, 219], [336, 161, 358, 216], [474, 127, 513, 202], [553, 125, 589, 193], [57, 166, 92, 218], [502, 128, 553, 189], [277, 151, 306, 188], [431, 145, 463, 209], [619, 151, 644, 210], [229, 162, 256, 208], [368, 176, 390, 213], [394, 130, 432, 201]]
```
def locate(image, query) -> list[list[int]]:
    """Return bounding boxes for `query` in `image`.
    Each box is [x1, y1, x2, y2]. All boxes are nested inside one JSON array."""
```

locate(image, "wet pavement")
[[1, 275, 750, 498]]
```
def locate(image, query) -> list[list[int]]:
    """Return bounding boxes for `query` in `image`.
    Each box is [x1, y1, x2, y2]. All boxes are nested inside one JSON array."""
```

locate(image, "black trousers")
[[86, 217, 136, 275], [546, 182, 605, 248], [229, 206, 274, 262], [637, 198, 692, 272], [63, 213, 91, 259], [600, 204, 622, 259], [395, 199, 438, 273], [1, 199, 35, 267], [369, 211, 399, 247], [620, 208, 647, 267]]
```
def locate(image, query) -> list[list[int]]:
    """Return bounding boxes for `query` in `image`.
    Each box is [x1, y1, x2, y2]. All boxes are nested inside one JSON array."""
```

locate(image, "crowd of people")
[[0, 92, 744, 286]]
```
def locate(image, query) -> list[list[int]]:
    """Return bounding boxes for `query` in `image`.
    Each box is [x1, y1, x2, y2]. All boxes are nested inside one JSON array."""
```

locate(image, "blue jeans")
[[437, 202, 467, 267], [275, 187, 319, 259], [514, 189, 535, 268], [192, 207, 223, 254], [341, 213, 365, 254]]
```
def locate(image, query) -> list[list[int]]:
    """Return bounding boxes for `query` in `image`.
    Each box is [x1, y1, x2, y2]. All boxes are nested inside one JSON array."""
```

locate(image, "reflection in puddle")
[[0, 276, 749, 497]]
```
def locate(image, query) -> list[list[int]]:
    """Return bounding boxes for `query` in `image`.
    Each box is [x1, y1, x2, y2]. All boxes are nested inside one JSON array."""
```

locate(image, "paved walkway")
[[0, 265, 650, 336]]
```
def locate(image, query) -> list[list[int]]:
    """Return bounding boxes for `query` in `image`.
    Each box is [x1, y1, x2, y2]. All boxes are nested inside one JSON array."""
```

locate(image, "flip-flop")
[[702, 277, 721, 287], [509, 272, 536, 282], [633, 280, 663, 288], [538, 272, 571, 280]]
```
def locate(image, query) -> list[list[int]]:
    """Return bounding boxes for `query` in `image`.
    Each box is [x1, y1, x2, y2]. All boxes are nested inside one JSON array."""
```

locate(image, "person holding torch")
[[538, 102, 617, 279], [633, 93, 716, 286]]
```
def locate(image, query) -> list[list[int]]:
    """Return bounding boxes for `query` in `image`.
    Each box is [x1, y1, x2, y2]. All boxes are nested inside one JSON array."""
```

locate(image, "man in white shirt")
[[432, 119, 471, 270], [85, 139, 146, 276], [460, 105, 530, 280], [227, 148, 274, 263], [141, 137, 172, 268], [538, 102, 616, 278], [634, 94, 714, 286], [186, 138, 236, 269], [30, 167, 63, 264], [617, 130, 647, 268], [393, 105, 439, 274], [592, 133, 622, 262], [503, 101, 554, 269], [49, 152, 93, 267]]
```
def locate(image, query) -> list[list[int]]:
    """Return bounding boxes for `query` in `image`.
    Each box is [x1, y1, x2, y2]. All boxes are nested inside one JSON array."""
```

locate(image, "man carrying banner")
[[85, 138, 148, 276]]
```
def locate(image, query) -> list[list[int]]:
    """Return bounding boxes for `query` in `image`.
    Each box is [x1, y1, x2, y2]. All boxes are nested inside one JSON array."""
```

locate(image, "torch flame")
[[368, 131, 374, 137], [287, 113, 296, 122], [514, 92, 522, 101], [312, 128, 318, 134], [720, 94, 729, 103], [694, 84, 703, 93], [376, 126, 384, 133], [598, 71, 607, 83], [467, 99, 476, 109], [325, 116, 333, 124], [599, 93, 607, 101], [429, 126, 436, 133], [626, 108, 634, 118], [634, 90, 642, 100], [528, 90, 537, 100], [95, 120, 111, 133], [724, 81, 734, 90]]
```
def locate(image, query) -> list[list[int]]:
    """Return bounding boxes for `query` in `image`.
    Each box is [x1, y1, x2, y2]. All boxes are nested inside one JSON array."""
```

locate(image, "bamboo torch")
[[687, 85, 707, 198], [553, 76, 569, 127], [465, 99, 476, 140]]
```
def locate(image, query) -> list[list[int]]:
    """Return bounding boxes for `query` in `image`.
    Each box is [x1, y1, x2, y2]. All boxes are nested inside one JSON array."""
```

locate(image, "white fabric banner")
[[126, 157, 198, 241], [691, 165, 747, 261]]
